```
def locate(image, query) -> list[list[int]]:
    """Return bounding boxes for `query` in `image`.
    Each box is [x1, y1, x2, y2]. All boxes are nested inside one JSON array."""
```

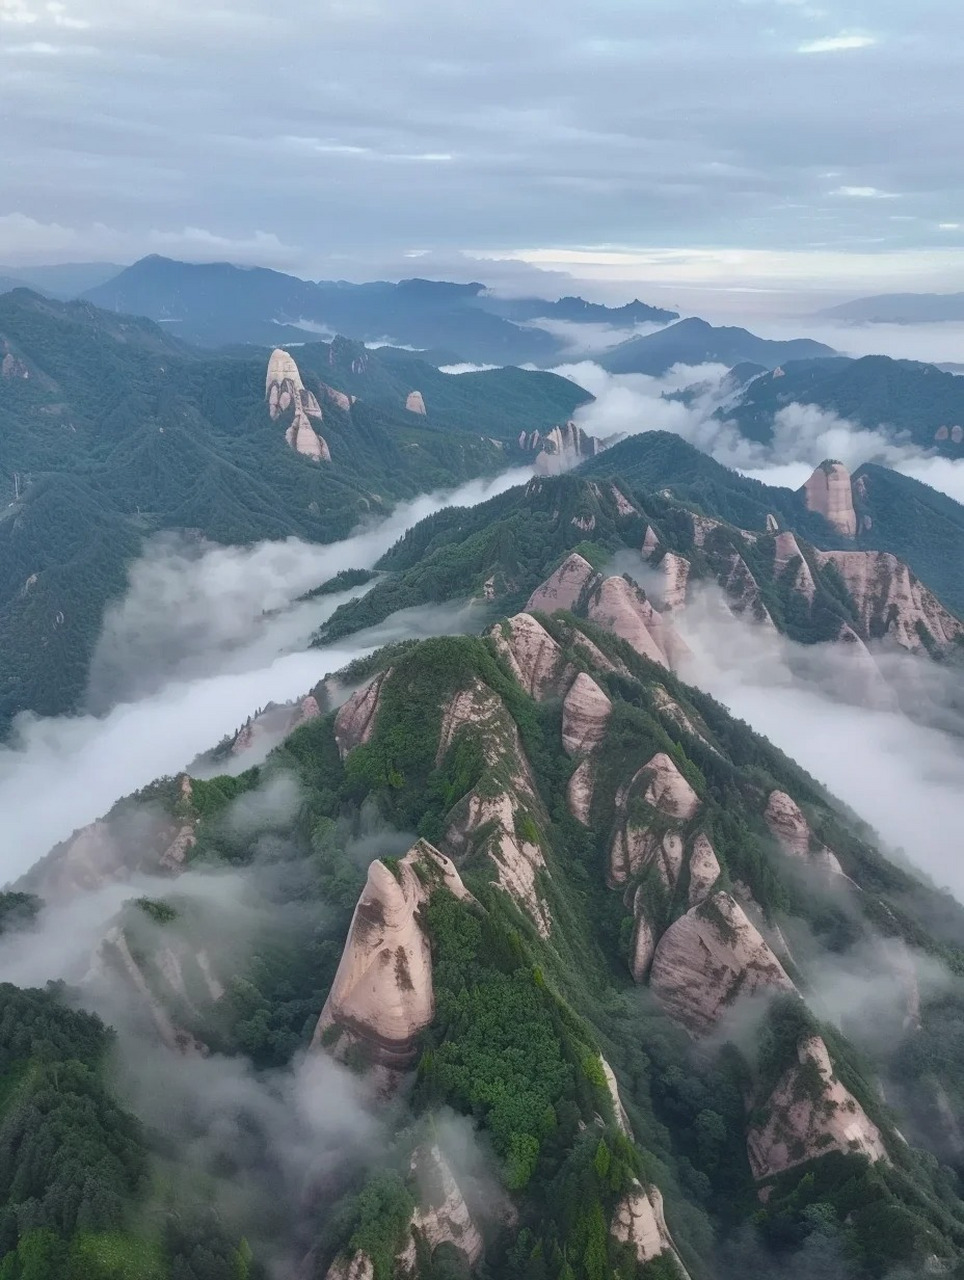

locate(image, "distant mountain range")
[[0, 288, 590, 731], [723, 354, 964, 454], [598, 316, 837, 375], [0, 261, 124, 298], [63, 256, 676, 365], [818, 292, 964, 324]]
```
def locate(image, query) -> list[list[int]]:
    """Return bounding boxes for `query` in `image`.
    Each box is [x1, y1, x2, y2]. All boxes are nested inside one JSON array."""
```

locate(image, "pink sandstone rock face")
[[764, 791, 843, 875], [747, 1035, 888, 1181], [587, 576, 675, 667], [660, 552, 690, 612], [649, 892, 794, 1036], [638, 752, 700, 820], [325, 1252, 374, 1280], [489, 613, 571, 699], [610, 1182, 689, 1275], [566, 758, 595, 825], [229, 694, 322, 758], [692, 514, 725, 548], [723, 555, 775, 627], [609, 754, 701, 885], [321, 382, 353, 412], [630, 888, 657, 982], [532, 422, 601, 475], [397, 1145, 484, 1271], [333, 670, 391, 760], [526, 552, 598, 614], [610, 484, 637, 517], [266, 348, 331, 462], [440, 681, 551, 935], [405, 390, 427, 415], [773, 532, 817, 603], [313, 841, 470, 1071], [651, 687, 718, 754], [562, 672, 612, 756], [600, 1056, 634, 1138], [813, 549, 964, 652], [687, 834, 721, 905], [802, 462, 857, 538], [641, 526, 660, 560]]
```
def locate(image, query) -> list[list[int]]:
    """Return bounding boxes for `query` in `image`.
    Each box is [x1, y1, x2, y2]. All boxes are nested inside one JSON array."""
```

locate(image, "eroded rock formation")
[[649, 892, 794, 1035], [609, 753, 701, 885], [611, 1181, 688, 1275], [586, 576, 686, 668], [489, 613, 571, 699], [334, 670, 391, 760], [562, 672, 612, 756], [526, 552, 597, 614], [313, 841, 470, 1073], [772, 531, 817, 602], [813, 549, 964, 652], [801, 462, 857, 538], [764, 790, 843, 875], [531, 421, 602, 475], [747, 1035, 888, 1180], [266, 348, 331, 462], [687, 834, 721, 905], [406, 390, 427, 415], [397, 1145, 483, 1270]]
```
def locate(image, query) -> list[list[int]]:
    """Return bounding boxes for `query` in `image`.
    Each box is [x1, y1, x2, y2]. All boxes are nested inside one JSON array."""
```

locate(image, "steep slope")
[[0, 291, 588, 729], [725, 354, 964, 454], [598, 317, 837, 376], [11, 613, 964, 1278]]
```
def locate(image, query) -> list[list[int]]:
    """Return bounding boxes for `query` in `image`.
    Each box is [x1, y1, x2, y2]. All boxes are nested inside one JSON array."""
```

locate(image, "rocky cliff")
[[801, 460, 857, 537], [266, 347, 331, 462]]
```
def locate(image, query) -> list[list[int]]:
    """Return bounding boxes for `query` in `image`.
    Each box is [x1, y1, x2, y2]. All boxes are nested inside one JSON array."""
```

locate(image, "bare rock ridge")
[[526, 552, 597, 614], [610, 1181, 691, 1276], [747, 1035, 888, 1181], [649, 891, 794, 1036], [266, 347, 331, 462], [313, 840, 471, 1072], [801, 461, 857, 538], [228, 694, 321, 758], [814, 549, 964, 653], [609, 752, 701, 885], [527, 421, 602, 475], [562, 672, 612, 756], [442, 680, 552, 937], [764, 790, 843, 875], [334, 669, 392, 760], [490, 613, 572, 700]]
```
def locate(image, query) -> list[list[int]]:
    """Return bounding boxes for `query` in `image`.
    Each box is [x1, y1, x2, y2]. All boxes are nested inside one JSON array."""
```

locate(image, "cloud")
[[0, 466, 531, 884], [831, 185, 898, 198], [798, 33, 877, 53]]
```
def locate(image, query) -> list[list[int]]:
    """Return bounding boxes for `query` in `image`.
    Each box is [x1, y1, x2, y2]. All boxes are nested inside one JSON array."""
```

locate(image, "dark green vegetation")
[[8, 616, 964, 1277], [82, 257, 670, 365], [597, 318, 836, 377], [0, 290, 588, 731], [0, 984, 256, 1280], [725, 355, 964, 455]]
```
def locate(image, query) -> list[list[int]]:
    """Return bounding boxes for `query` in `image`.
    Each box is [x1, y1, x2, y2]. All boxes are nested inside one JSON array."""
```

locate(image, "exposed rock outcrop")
[[531, 421, 602, 475], [801, 461, 857, 538], [325, 1252, 374, 1280], [266, 347, 331, 462], [764, 791, 843, 876], [229, 694, 321, 758], [562, 673, 612, 756], [490, 613, 571, 699], [660, 552, 690, 612], [334, 670, 391, 760], [630, 887, 657, 982], [747, 1035, 888, 1181], [813, 549, 964, 652], [611, 1181, 688, 1275], [587, 576, 686, 668], [600, 1057, 634, 1138], [772, 531, 817, 602], [687, 834, 721, 905], [1, 349, 28, 379], [397, 1145, 483, 1271], [406, 390, 427, 415], [649, 892, 794, 1036], [609, 753, 701, 885], [722, 554, 775, 627], [526, 552, 597, 614], [313, 841, 470, 1073]]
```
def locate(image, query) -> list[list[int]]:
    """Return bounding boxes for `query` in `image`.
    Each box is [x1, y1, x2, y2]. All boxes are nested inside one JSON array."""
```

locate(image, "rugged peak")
[[764, 790, 843, 875], [489, 613, 571, 700], [773, 530, 817, 602], [561, 672, 612, 756], [526, 552, 598, 613], [813, 549, 964, 653], [649, 892, 794, 1036], [801, 460, 857, 538], [587, 576, 683, 668], [265, 347, 330, 462], [532, 421, 602, 475], [313, 841, 469, 1075], [748, 1035, 888, 1181]]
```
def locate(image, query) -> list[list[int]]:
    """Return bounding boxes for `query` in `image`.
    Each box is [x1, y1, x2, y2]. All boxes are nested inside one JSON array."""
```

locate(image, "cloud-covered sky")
[[2, 0, 964, 303]]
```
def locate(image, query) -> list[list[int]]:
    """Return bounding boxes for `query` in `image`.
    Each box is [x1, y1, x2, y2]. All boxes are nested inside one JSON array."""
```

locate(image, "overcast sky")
[[2, 0, 964, 304]]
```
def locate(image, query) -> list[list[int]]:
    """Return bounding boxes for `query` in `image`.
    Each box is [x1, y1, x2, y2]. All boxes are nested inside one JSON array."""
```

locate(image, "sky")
[[3, 0, 964, 307]]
